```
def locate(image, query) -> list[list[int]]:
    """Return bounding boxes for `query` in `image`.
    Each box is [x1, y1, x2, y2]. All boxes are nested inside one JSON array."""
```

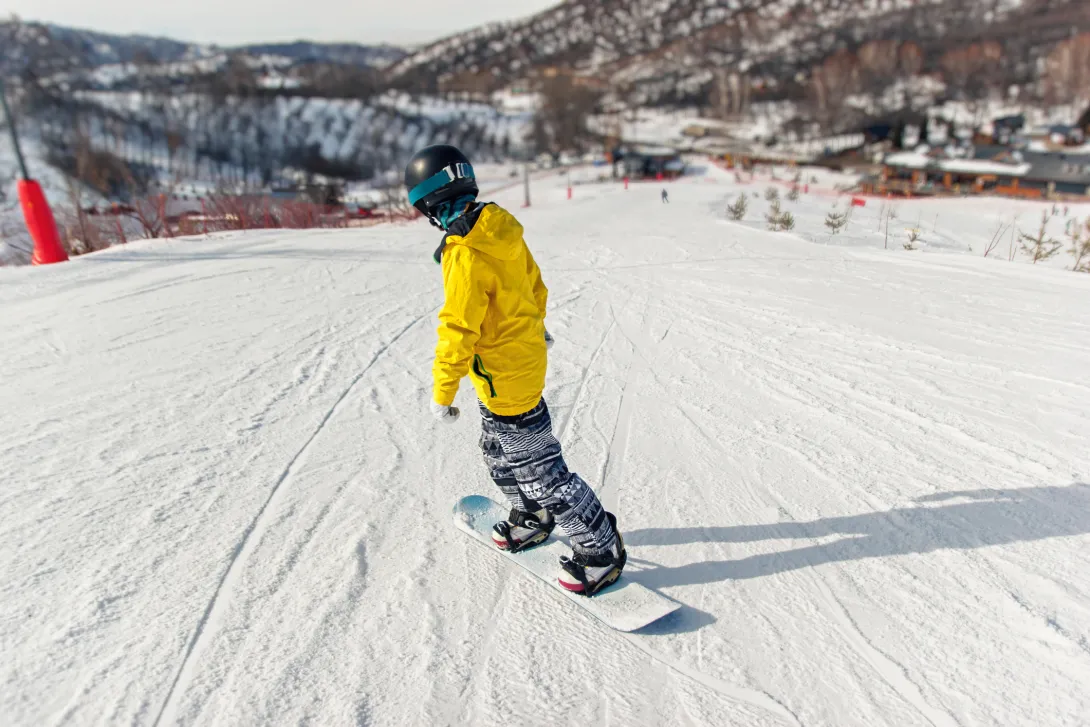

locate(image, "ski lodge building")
[[871, 146, 1090, 199]]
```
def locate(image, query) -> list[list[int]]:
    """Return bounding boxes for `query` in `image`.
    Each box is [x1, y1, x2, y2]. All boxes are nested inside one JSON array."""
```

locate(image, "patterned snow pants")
[[479, 399, 616, 556]]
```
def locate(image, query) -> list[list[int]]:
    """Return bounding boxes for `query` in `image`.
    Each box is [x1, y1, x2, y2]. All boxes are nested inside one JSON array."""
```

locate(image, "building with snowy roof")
[[877, 146, 1090, 199]]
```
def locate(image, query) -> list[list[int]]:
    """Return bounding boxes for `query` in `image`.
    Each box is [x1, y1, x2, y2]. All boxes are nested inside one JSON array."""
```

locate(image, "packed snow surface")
[[2, 168, 1089, 727]]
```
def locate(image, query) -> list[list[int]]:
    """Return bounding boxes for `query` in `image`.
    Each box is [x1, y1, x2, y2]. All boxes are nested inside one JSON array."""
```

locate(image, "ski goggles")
[[407, 162, 475, 207]]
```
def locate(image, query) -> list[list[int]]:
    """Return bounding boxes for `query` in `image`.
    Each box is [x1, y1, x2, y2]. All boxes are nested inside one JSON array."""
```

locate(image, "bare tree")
[[710, 69, 750, 120], [810, 50, 861, 131], [858, 40, 900, 96], [898, 42, 924, 79], [940, 42, 1003, 112], [983, 220, 1009, 258], [1044, 33, 1090, 109], [531, 72, 602, 155]]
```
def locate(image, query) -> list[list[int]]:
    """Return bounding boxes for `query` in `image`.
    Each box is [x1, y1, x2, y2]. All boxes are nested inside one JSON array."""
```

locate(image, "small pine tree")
[[1019, 211, 1062, 264], [778, 211, 796, 231], [765, 200, 783, 230], [825, 206, 848, 235], [727, 193, 748, 221], [1068, 218, 1090, 272], [764, 186, 780, 203], [793, 169, 803, 185], [787, 186, 800, 202]]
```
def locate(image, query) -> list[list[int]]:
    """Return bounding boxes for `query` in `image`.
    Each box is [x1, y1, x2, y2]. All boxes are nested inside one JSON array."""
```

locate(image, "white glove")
[[430, 399, 461, 424], [544, 329, 555, 350]]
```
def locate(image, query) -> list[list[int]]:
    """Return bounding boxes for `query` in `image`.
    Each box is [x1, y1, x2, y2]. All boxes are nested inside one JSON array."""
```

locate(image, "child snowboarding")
[[405, 144, 626, 595], [661, 188, 669, 203]]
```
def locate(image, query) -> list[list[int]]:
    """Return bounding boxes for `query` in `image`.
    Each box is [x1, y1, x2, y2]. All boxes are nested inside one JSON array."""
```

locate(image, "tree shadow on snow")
[[623, 484, 1090, 591]]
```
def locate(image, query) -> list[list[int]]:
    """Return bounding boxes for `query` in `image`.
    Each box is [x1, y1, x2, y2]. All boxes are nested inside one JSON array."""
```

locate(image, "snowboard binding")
[[492, 508, 555, 553], [558, 513, 627, 596]]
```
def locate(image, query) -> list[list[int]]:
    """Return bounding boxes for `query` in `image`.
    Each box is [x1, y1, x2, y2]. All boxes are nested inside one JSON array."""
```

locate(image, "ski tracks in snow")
[[152, 311, 430, 726], [620, 633, 803, 727]]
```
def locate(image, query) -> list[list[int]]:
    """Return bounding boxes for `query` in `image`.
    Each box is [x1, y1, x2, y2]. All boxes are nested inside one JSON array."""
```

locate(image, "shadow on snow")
[[623, 484, 1090, 592]]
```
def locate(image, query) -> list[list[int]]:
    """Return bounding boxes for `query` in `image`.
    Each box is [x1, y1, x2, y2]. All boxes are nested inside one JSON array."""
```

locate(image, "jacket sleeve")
[[434, 245, 491, 406], [526, 247, 549, 320]]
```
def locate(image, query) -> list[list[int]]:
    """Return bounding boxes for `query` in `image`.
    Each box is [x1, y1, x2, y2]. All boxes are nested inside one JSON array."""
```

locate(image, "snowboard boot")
[[492, 507, 555, 553], [558, 513, 627, 596]]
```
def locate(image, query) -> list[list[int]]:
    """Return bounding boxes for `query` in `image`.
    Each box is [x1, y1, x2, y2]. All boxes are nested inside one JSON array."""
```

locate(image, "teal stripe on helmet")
[[407, 163, 475, 206]]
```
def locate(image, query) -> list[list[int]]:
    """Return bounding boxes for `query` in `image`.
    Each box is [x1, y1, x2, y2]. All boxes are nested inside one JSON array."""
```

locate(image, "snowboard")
[[452, 495, 680, 632]]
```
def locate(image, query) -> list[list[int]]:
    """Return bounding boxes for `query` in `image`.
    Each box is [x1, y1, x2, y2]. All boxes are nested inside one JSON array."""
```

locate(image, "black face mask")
[[432, 202, 487, 265]]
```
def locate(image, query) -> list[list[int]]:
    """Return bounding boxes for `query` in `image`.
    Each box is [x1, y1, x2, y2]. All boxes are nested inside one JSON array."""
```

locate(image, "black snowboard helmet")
[[404, 144, 478, 227]]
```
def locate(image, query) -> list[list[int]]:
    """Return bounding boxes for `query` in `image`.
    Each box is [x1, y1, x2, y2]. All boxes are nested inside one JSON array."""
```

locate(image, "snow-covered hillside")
[[1, 21, 405, 82], [388, 0, 1082, 110], [36, 90, 529, 191], [2, 168, 1089, 726]]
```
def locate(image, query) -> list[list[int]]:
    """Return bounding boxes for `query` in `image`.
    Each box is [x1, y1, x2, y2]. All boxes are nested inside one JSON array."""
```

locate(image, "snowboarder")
[[661, 188, 669, 203], [406, 144, 626, 595]]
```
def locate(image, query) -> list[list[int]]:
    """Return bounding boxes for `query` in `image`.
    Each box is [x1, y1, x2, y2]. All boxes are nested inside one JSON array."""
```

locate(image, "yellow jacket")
[[434, 203, 548, 416]]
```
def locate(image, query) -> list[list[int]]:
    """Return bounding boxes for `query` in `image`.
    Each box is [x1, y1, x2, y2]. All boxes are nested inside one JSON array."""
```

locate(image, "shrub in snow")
[[727, 193, 748, 221], [764, 187, 780, 203], [1068, 218, 1090, 272], [765, 199, 783, 230], [825, 206, 847, 235], [787, 186, 800, 202], [983, 220, 1009, 258], [904, 227, 921, 250], [1019, 211, 1061, 264], [883, 205, 901, 249], [763, 202, 794, 232]]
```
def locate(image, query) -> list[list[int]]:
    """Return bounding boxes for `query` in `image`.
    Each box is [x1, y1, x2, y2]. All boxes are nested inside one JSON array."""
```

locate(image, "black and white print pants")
[[479, 400, 616, 556]]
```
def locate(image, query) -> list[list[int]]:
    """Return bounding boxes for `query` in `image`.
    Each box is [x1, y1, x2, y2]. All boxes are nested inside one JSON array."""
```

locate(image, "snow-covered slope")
[[2, 171, 1089, 726]]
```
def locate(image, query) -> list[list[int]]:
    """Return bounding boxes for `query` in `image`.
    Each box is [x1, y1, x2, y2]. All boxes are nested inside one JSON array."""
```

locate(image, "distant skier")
[[405, 145, 626, 595], [661, 188, 669, 203]]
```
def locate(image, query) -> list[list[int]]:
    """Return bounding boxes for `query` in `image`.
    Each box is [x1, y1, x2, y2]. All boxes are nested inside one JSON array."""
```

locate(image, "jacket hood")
[[445, 204, 523, 261]]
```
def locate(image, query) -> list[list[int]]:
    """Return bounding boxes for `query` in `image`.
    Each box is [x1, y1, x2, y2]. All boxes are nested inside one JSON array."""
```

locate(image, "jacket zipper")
[[472, 354, 498, 398]]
